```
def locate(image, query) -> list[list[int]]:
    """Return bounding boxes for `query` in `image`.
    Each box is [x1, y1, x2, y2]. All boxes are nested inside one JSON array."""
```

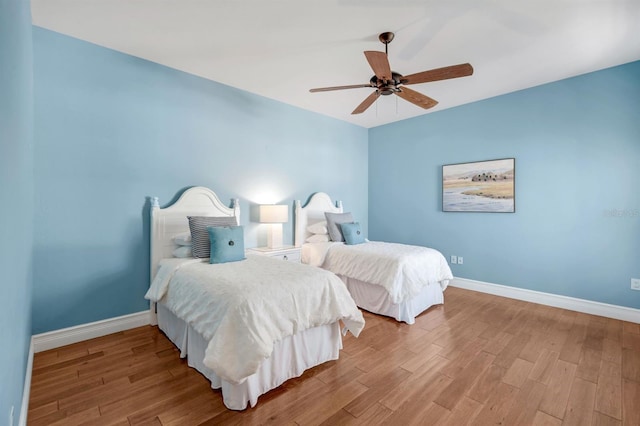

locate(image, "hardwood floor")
[[28, 287, 640, 425]]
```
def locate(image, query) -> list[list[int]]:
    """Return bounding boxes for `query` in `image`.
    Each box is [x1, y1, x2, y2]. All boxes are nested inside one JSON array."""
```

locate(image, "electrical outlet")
[[458, 257, 463, 265], [631, 278, 640, 291], [450, 255, 457, 264]]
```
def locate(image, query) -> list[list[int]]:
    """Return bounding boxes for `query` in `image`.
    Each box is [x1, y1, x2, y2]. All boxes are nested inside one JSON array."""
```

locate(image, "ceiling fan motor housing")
[[370, 72, 403, 95]]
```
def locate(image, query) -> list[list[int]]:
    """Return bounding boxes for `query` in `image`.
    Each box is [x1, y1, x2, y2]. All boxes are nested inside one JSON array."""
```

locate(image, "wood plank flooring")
[[28, 287, 640, 425]]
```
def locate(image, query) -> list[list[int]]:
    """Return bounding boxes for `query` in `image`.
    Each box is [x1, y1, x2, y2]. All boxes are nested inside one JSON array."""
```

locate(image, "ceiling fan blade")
[[402, 63, 473, 85], [352, 91, 380, 115], [396, 87, 438, 110], [309, 84, 373, 93], [364, 51, 392, 82]]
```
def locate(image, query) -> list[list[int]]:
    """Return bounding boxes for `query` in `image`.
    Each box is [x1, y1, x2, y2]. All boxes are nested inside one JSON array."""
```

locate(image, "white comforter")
[[303, 241, 453, 304], [145, 255, 364, 385]]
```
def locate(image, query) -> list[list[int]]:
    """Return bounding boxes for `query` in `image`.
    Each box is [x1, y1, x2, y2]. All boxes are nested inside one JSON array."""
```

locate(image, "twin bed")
[[146, 187, 451, 410], [146, 187, 364, 410], [295, 192, 452, 325]]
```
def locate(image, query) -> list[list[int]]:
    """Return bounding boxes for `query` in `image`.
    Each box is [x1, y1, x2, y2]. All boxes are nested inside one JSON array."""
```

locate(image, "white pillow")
[[173, 232, 192, 246], [306, 234, 330, 243], [307, 221, 328, 235], [172, 246, 193, 258]]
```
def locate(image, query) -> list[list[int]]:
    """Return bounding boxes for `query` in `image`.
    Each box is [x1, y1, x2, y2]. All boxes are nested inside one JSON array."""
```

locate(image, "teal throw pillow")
[[208, 226, 246, 264], [339, 222, 365, 245]]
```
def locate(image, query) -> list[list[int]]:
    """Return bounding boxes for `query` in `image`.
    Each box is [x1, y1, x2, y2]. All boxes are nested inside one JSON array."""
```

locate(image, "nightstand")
[[247, 246, 301, 263]]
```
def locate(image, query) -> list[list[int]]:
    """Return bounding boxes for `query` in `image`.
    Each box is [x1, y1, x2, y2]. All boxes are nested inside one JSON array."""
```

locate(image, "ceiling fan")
[[310, 32, 474, 115]]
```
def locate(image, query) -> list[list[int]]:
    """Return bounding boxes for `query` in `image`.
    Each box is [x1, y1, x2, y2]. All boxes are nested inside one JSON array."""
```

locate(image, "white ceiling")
[[31, 0, 640, 129]]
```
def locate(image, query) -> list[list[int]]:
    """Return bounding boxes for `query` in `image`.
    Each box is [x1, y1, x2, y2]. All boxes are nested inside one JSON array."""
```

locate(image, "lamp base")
[[267, 223, 284, 249]]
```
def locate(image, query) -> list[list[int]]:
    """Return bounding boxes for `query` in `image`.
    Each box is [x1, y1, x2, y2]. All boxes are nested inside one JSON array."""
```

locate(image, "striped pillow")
[[187, 216, 238, 258]]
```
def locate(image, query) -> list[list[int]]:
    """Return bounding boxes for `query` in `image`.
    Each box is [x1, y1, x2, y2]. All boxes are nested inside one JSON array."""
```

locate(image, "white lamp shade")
[[258, 205, 289, 223]]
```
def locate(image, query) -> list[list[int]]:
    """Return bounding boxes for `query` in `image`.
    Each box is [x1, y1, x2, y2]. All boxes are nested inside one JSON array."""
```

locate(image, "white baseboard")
[[32, 311, 151, 353], [19, 339, 33, 426], [450, 277, 640, 323]]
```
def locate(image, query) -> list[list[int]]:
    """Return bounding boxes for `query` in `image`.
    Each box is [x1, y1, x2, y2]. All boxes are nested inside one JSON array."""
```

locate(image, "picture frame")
[[442, 158, 515, 213]]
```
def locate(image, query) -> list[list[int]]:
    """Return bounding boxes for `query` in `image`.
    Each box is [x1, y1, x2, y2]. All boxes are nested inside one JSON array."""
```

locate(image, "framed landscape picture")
[[442, 158, 515, 213]]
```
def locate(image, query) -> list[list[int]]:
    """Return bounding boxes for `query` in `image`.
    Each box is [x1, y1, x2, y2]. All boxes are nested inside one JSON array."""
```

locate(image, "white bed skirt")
[[340, 276, 446, 324], [157, 303, 342, 410]]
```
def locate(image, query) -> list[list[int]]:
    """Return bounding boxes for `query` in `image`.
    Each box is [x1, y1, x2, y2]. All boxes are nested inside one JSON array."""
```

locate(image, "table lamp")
[[258, 204, 289, 249]]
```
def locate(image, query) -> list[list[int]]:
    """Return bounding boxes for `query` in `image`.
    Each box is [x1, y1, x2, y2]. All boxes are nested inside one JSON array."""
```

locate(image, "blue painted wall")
[[369, 61, 640, 308], [31, 24, 639, 336], [0, 0, 33, 421], [32, 28, 368, 334]]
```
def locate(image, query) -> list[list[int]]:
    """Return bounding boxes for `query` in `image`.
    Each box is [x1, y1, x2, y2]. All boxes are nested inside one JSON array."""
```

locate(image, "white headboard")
[[294, 192, 343, 247], [149, 187, 239, 323]]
